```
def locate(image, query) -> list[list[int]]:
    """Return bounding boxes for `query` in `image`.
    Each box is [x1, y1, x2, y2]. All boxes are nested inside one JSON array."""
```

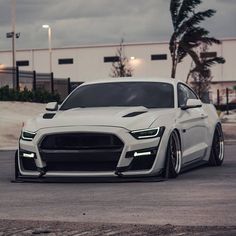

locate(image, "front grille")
[[39, 133, 124, 172], [40, 133, 123, 150]]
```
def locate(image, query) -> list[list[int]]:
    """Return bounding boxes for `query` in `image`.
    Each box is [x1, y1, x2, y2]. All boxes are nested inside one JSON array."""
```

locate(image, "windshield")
[[60, 82, 174, 110]]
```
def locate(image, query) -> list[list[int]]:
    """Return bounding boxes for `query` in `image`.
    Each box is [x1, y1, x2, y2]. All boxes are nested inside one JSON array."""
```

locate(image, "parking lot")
[[0, 145, 235, 235]]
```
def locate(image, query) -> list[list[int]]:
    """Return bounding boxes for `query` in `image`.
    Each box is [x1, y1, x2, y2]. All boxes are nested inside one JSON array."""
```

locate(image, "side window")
[[178, 84, 188, 107], [186, 87, 198, 100], [178, 84, 198, 107]]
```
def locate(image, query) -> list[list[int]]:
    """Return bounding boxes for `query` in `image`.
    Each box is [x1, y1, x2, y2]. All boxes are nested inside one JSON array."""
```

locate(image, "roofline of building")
[[0, 37, 235, 53], [0, 41, 168, 53], [211, 80, 236, 84]]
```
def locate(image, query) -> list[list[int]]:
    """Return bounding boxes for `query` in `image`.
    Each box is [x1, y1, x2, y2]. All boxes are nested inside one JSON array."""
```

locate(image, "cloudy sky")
[[0, 0, 235, 50]]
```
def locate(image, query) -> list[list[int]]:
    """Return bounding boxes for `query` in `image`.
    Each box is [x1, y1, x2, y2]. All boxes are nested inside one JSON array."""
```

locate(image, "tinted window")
[[16, 60, 29, 66], [104, 56, 119, 63], [60, 82, 174, 110], [151, 54, 167, 60], [200, 52, 217, 58], [178, 83, 198, 107], [58, 58, 73, 64]]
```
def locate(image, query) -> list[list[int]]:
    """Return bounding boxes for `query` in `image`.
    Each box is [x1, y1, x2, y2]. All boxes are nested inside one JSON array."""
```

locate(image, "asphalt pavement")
[[0, 145, 236, 229]]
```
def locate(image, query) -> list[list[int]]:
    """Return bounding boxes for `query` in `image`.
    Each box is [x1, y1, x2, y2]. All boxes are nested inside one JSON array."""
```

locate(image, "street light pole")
[[48, 27, 52, 74], [12, 0, 16, 88], [42, 25, 52, 73]]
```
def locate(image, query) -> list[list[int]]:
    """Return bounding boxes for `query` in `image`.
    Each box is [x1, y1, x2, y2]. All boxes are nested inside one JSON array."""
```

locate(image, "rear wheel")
[[164, 130, 182, 178], [209, 124, 224, 166]]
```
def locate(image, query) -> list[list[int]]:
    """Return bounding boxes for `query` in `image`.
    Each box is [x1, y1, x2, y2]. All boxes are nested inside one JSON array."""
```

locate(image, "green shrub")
[[0, 86, 61, 103]]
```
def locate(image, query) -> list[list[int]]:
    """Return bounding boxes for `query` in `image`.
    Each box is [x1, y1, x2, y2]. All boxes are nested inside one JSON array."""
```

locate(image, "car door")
[[177, 83, 209, 164]]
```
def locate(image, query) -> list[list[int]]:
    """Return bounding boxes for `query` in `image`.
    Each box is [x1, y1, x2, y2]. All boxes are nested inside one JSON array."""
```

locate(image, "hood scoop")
[[43, 113, 56, 119], [123, 111, 147, 117], [119, 106, 148, 118]]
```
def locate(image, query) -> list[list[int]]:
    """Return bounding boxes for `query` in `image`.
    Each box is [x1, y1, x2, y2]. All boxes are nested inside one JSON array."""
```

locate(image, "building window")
[[200, 52, 217, 58], [104, 56, 119, 63], [58, 58, 74, 65], [151, 54, 167, 61], [16, 60, 29, 66]]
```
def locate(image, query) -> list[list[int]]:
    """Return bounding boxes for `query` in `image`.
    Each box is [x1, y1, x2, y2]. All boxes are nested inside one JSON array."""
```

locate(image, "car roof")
[[82, 77, 183, 86]]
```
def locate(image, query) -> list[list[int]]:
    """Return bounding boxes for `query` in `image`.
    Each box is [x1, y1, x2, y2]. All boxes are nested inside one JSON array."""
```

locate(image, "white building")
[[0, 38, 236, 101]]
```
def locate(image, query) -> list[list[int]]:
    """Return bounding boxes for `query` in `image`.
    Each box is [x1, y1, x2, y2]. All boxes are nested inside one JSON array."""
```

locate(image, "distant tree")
[[169, 0, 222, 78], [188, 44, 225, 101], [110, 39, 133, 77]]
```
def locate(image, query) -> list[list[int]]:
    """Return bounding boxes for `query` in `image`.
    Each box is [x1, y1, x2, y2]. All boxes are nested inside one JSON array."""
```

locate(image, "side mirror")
[[46, 102, 58, 111], [181, 99, 202, 110]]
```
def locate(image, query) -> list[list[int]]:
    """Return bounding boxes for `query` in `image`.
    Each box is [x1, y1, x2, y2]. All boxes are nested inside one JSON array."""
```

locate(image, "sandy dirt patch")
[[0, 102, 45, 148]]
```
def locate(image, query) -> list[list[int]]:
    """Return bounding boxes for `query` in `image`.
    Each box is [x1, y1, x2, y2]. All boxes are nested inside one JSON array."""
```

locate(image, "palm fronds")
[[169, 0, 224, 79], [176, 0, 202, 27], [170, 0, 182, 29]]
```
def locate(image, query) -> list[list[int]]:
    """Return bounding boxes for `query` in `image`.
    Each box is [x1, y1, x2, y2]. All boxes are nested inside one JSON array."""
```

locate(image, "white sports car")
[[15, 78, 224, 180]]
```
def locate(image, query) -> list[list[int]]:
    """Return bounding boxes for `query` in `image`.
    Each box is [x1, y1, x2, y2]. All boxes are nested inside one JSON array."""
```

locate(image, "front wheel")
[[164, 130, 182, 178], [209, 124, 224, 166], [14, 150, 20, 180]]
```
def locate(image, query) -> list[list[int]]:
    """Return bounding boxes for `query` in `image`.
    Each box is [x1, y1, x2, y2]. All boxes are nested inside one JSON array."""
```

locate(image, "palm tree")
[[169, 0, 222, 78], [188, 44, 225, 101]]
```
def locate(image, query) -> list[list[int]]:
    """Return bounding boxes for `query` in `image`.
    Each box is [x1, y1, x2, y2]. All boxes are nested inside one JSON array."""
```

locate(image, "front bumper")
[[17, 126, 166, 178]]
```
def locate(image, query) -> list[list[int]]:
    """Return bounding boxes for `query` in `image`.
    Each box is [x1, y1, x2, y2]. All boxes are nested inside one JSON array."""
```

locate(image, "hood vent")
[[43, 113, 56, 119], [123, 111, 147, 118]]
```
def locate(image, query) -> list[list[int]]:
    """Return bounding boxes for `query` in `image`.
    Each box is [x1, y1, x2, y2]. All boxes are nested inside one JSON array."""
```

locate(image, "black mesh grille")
[[21, 158, 37, 171], [130, 156, 156, 171], [40, 133, 123, 150], [19, 151, 37, 171], [21, 157, 37, 171], [39, 133, 124, 172], [46, 159, 119, 172]]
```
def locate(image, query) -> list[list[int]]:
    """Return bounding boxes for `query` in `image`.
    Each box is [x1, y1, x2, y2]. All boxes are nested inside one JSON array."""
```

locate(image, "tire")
[[164, 130, 182, 178], [15, 150, 20, 180], [209, 124, 224, 166]]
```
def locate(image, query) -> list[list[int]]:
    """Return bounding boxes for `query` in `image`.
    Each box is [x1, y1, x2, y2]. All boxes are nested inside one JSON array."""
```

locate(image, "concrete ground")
[[0, 146, 235, 228]]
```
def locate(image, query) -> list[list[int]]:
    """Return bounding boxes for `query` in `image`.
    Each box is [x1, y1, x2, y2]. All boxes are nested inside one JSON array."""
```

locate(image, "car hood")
[[24, 106, 174, 132]]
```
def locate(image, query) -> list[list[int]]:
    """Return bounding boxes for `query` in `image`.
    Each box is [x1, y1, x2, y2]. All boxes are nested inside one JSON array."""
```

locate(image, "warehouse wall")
[[0, 39, 235, 84]]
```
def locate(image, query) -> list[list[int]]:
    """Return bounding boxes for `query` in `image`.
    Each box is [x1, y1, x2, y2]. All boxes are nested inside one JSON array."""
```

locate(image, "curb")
[[222, 122, 236, 125], [224, 140, 236, 145], [0, 147, 17, 151]]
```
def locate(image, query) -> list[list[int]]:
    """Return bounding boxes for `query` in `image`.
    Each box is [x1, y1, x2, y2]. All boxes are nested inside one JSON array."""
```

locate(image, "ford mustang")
[[15, 78, 224, 180]]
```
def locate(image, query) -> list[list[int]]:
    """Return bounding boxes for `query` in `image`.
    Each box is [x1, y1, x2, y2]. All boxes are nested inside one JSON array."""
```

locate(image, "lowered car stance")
[[15, 78, 224, 180]]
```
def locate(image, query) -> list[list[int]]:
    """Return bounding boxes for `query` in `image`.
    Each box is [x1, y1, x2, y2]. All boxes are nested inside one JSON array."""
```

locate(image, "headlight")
[[130, 127, 165, 139], [21, 130, 36, 141]]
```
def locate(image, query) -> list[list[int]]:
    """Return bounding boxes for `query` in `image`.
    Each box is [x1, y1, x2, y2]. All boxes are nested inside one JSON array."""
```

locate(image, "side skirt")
[[181, 159, 208, 174]]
